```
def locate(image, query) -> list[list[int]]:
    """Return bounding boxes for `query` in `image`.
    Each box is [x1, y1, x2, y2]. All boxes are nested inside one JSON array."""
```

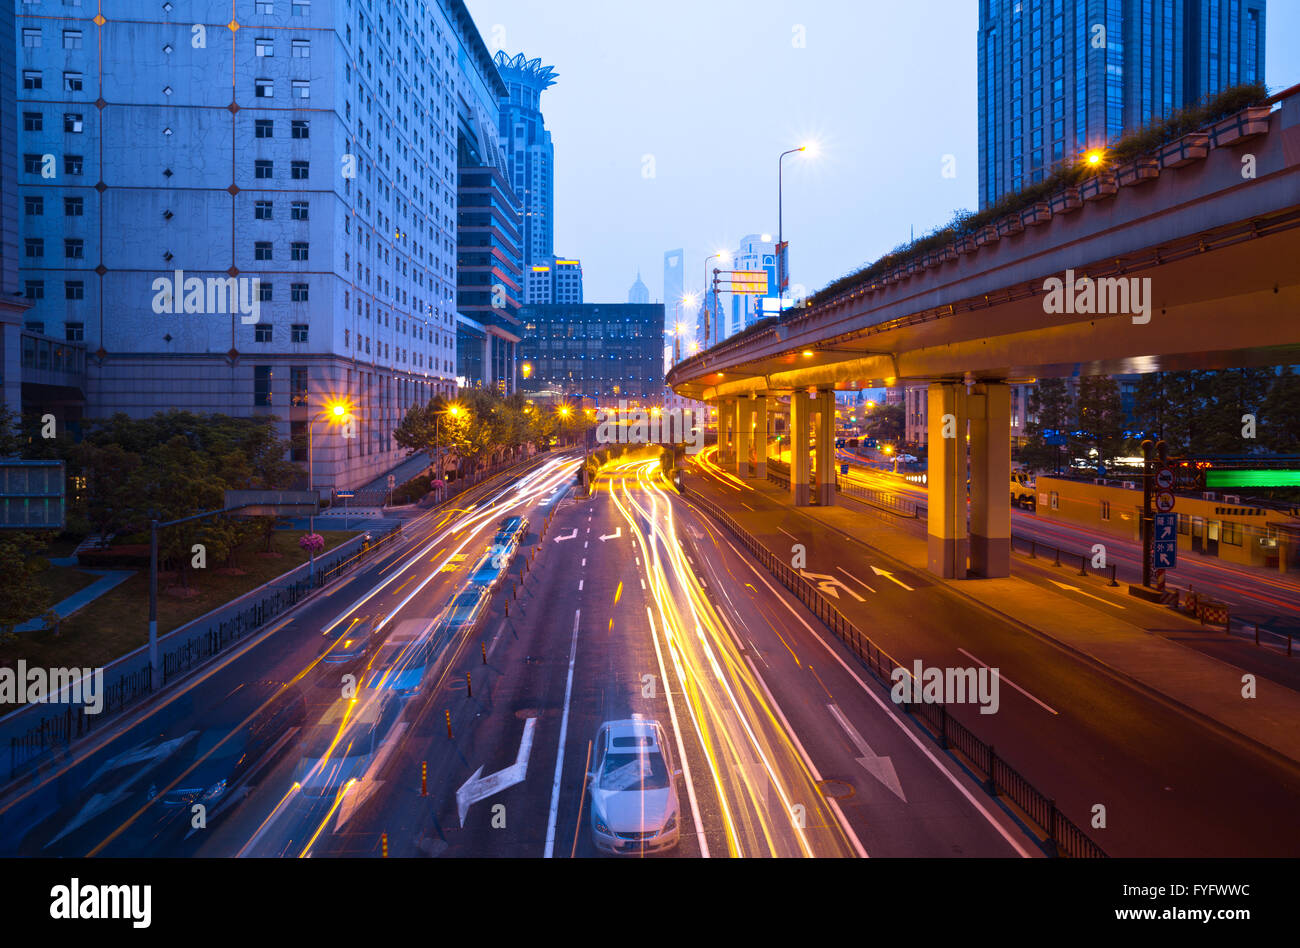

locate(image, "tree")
[[1074, 376, 1126, 468], [0, 532, 54, 643], [1021, 379, 1073, 472], [864, 403, 904, 444], [1260, 366, 1300, 453]]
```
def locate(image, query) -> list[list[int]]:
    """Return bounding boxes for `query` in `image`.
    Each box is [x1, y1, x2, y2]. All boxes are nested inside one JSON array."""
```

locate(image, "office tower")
[[518, 303, 664, 403], [724, 234, 778, 338], [977, 0, 1267, 208], [456, 26, 525, 395], [526, 255, 582, 305], [15, 0, 484, 489], [662, 248, 684, 330], [628, 271, 650, 304], [1, 9, 35, 421], [494, 52, 557, 291]]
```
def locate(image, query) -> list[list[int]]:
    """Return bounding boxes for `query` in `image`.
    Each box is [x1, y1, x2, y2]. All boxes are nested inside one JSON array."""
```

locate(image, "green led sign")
[[1205, 470, 1300, 488]]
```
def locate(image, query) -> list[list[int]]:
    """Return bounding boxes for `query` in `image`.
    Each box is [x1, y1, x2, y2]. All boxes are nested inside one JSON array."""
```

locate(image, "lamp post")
[[703, 251, 728, 348], [778, 144, 812, 305], [307, 400, 350, 539]]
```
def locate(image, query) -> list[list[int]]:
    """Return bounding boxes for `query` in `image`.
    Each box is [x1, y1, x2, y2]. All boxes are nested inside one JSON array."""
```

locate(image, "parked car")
[[587, 719, 682, 854]]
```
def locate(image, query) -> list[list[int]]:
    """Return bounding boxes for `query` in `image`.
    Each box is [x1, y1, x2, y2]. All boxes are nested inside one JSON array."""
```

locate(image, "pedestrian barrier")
[[835, 475, 920, 518], [681, 483, 1107, 858]]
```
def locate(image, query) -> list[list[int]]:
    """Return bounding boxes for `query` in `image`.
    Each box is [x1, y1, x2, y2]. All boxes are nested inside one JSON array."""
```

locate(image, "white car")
[[588, 719, 682, 854]]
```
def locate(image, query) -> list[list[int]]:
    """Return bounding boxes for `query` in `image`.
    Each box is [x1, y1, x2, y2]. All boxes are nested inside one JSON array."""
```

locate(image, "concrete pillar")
[[813, 390, 836, 506], [752, 397, 768, 479], [969, 381, 1011, 578], [926, 381, 968, 579], [734, 399, 752, 476], [717, 398, 735, 465], [790, 391, 811, 506]]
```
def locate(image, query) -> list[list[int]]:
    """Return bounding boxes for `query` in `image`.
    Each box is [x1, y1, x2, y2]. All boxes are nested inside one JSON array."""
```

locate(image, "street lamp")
[[778, 144, 814, 304], [703, 251, 729, 348], [306, 398, 352, 577]]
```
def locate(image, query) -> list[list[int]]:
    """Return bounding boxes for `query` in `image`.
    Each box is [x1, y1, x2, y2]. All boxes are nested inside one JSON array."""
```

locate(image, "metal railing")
[[835, 475, 920, 518], [1011, 533, 1120, 586], [681, 484, 1107, 858]]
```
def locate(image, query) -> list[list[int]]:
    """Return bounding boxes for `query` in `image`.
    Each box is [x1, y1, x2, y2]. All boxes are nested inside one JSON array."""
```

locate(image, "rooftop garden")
[[807, 81, 1271, 309]]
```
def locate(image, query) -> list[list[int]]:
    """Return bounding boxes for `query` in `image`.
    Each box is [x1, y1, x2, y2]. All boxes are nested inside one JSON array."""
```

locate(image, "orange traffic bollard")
[[381, 832, 388, 857], [445, 710, 453, 739], [421, 761, 427, 796], [466, 672, 472, 698], [482, 641, 487, 664]]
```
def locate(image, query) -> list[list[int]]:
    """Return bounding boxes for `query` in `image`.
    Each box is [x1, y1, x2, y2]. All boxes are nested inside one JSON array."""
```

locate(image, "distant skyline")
[[466, 0, 1300, 305]]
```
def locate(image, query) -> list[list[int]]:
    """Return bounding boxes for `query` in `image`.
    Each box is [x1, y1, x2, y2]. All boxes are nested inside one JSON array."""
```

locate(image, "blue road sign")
[[336, 490, 356, 499], [1153, 513, 1177, 567], [841, 464, 849, 475]]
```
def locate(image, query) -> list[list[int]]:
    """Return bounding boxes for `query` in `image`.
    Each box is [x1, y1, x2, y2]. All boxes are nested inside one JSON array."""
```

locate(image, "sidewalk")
[[688, 469, 1300, 768], [15, 570, 133, 634]]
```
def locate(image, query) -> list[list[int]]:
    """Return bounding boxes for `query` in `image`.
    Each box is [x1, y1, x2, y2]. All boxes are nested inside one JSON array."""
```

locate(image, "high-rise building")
[[978, 0, 1267, 208], [662, 248, 684, 323], [15, 1, 479, 489], [518, 303, 664, 404], [494, 52, 557, 287], [628, 271, 650, 304], [456, 25, 524, 395], [724, 234, 778, 338], [526, 256, 583, 305]]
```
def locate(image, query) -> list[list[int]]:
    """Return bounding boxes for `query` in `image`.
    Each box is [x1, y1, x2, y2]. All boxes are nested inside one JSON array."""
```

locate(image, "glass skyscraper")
[[494, 52, 557, 289], [978, 0, 1267, 208]]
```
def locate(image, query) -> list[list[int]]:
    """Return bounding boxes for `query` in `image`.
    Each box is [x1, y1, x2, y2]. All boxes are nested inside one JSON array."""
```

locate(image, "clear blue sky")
[[465, 0, 1300, 306]]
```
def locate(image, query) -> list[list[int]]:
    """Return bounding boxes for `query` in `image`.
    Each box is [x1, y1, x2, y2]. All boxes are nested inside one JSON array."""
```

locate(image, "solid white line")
[[957, 648, 1059, 715], [646, 606, 710, 858], [715, 530, 1035, 858], [543, 609, 581, 858], [743, 654, 869, 858], [835, 565, 878, 594], [741, 502, 755, 511], [779, 527, 799, 541]]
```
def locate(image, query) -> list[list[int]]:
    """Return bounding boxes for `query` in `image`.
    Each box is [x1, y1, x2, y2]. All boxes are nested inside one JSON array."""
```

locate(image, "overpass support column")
[[752, 397, 768, 479], [813, 390, 837, 506], [790, 391, 811, 506], [734, 399, 753, 477], [926, 382, 968, 579], [717, 398, 735, 465], [969, 382, 1011, 578]]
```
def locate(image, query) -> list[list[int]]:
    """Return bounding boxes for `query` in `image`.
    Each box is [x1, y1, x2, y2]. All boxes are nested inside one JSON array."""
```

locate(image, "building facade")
[[494, 52, 556, 285], [723, 233, 778, 339], [525, 255, 582, 305], [15, 0, 490, 489], [518, 303, 664, 405], [977, 0, 1267, 208]]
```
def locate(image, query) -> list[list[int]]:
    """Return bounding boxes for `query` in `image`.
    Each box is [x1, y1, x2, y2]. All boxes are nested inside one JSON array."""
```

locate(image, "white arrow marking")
[[1047, 579, 1125, 608], [799, 571, 866, 602], [869, 564, 915, 591], [458, 716, 537, 828], [827, 703, 906, 802], [88, 731, 198, 783], [599, 527, 622, 542], [553, 528, 578, 543]]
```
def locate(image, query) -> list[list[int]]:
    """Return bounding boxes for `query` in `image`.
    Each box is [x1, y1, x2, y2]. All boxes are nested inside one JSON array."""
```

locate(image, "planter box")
[[1050, 187, 1083, 215], [955, 235, 977, 255], [974, 225, 1000, 246], [1080, 172, 1118, 202], [1211, 105, 1271, 148], [1019, 202, 1052, 227], [938, 245, 957, 263], [997, 215, 1024, 237], [1159, 131, 1210, 169], [1116, 156, 1160, 187]]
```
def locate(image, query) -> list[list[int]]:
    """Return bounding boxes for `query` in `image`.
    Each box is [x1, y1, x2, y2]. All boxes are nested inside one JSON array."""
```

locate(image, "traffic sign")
[[1155, 490, 1176, 513], [840, 464, 849, 475], [1153, 512, 1177, 567], [1155, 467, 1175, 490], [336, 490, 356, 499]]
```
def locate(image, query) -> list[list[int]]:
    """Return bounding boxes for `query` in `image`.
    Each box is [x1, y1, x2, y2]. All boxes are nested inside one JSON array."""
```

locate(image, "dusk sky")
[[465, 0, 1300, 307]]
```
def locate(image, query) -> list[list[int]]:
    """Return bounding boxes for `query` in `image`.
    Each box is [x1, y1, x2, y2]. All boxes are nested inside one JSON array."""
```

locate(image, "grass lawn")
[[0, 530, 357, 671], [32, 565, 100, 613]]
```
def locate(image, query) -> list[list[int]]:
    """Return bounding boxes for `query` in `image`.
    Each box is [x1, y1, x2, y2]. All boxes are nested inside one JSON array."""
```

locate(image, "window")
[[23, 112, 42, 132], [292, 0, 310, 15], [290, 242, 309, 261], [23, 29, 41, 48], [65, 322, 85, 342], [255, 200, 273, 220], [25, 321, 45, 335], [255, 78, 273, 98], [257, 0, 273, 12], [254, 241, 273, 260], [290, 367, 309, 406], [253, 366, 273, 406], [24, 195, 43, 216], [255, 38, 273, 56], [258, 282, 273, 302], [64, 196, 83, 216], [1049, 491, 1059, 510], [291, 161, 309, 179], [64, 238, 84, 259], [291, 283, 309, 301], [64, 113, 83, 133], [291, 120, 310, 139], [65, 281, 84, 300], [64, 72, 84, 92], [23, 71, 42, 91], [291, 201, 309, 220], [63, 30, 83, 49], [25, 280, 44, 300], [24, 154, 44, 175], [1222, 522, 1243, 546], [25, 238, 44, 258], [255, 118, 273, 138], [255, 324, 273, 343], [64, 155, 84, 176], [255, 159, 273, 179], [1099, 500, 1110, 521], [291, 324, 308, 343], [292, 39, 310, 57], [291, 79, 310, 100]]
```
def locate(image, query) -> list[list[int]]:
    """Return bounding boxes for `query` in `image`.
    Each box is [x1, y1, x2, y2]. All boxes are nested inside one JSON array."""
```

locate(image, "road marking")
[[827, 703, 906, 802], [957, 648, 1059, 715], [583, 541, 588, 549], [543, 610, 581, 858], [741, 502, 755, 511], [458, 717, 537, 827], [600, 527, 622, 541], [645, 606, 710, 858], [1047, 579, 1126, 608], [554, 528, 578, 543], [570, 740, 593, 858], [639, 578, 645, 590], [835, 566, 878, 594], [800, 570, 866, 602], [869, 564, 915, 591], [581, 558, 586, 567], [578, 580, 583, 591], [779, 527, 799, 542]]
